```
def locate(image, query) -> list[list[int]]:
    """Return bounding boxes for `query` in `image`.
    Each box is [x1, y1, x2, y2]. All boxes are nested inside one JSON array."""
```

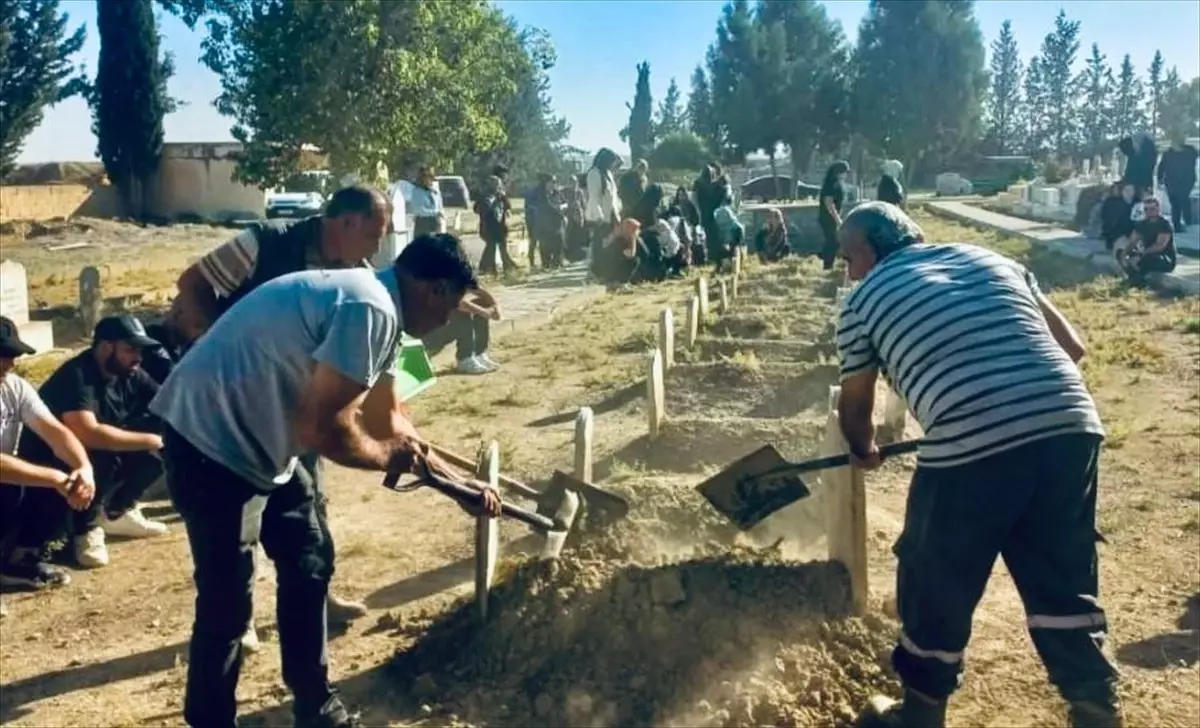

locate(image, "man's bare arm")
[[1034, 289, 1086, 362], [26, 414, 91, 472], [837, 369, 878, 459], [0, 453, 72, 490], [1145, 231, 1172, 254], [175, 264, 221, 335], [62, 411, 162, 452]]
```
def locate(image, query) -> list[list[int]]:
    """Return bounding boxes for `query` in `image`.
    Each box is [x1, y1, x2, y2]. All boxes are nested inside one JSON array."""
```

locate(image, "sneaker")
[[476, 353, 500, 371], [241, 624, 262, 653], [101, 507, 168, 538], [455, 356, 492, 375], [0, 555, 71, 589], [296, 694, 360, 728], [75, 527, 110, 568], [327, 593, 368, 625]]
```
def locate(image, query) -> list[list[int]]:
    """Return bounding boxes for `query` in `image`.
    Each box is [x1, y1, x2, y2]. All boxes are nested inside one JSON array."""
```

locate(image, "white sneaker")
[[241, 624, 262, 653], [75, 527, 110, 568], [456, 356, 492, 375], [101, 507, 168, 538], [476, 353, 500, 371]]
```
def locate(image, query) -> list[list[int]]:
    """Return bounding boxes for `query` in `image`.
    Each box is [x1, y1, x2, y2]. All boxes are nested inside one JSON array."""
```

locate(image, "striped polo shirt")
[[836, 243, 1104, 468]]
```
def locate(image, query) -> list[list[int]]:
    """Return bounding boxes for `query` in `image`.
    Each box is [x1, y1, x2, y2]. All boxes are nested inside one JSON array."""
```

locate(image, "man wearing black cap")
[[19, 315, 169, 569], [0, 317, 95, 601]]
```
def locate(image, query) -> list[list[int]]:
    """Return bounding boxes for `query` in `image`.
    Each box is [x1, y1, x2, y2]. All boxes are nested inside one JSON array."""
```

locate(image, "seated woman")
[[754, 208, 790, 263], [710, 202, 745, 273], [630, 183, 666, 230], [1100, 182, 1136, 252], [596, 218, 645, 289], [421, 285, 502, 375], [876, 173, 905, 207]]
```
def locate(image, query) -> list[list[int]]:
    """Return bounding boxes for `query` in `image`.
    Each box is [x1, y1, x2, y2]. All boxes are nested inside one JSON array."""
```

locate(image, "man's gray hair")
[[840, 201, 925, 259]]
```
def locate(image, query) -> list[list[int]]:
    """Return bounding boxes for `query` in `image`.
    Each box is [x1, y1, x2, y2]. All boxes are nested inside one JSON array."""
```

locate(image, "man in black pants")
[[1119, 197, 1176, 286], [173, 185, 390, 625], [1157, 140, 1198, 232], [836, 203, 1121, 728], [151, 234, 501, 728]]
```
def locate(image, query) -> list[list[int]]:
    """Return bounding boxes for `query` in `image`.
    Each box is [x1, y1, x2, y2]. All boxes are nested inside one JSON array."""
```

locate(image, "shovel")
[[697, 440, 921, 531], [427, 442, 630, 527]]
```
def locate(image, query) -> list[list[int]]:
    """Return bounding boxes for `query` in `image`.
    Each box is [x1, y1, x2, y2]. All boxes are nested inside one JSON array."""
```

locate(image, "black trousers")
[[0, 484, 67, 554], [422, 310, 490, 362], [892, 433, 1118, 703], [164, 426, 334, 727], [1167, 189, 1193, 230], [478, 236, 516, 275], [73, 449, 164, 533], [538, 229, 565, 268], [819, 218, 839, 269], [412, 215, 440, 237]]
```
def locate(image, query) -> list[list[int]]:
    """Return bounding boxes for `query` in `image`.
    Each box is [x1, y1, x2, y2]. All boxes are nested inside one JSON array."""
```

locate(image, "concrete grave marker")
[[731, 272, 740, 300], [646, 348, 664, 439], [685, 296, 699, 348], [79, 266, 102, 332], [822, 385, 868, 615], [0, 260, 54, 352], [719, 281, 729, 314], [695, 278, 709, 320], [574, 407, 594, 483], [657, 307, 674, 369], [475, 441, 501, 620]]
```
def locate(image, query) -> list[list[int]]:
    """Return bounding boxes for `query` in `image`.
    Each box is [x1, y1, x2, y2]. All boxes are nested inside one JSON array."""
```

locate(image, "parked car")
[[435, 175, 471, 208], [266, 191, 324, 219]]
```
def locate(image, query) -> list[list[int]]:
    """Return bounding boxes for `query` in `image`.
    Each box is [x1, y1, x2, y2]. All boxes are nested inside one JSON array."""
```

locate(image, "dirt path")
[[2, 211, 1198, 727]]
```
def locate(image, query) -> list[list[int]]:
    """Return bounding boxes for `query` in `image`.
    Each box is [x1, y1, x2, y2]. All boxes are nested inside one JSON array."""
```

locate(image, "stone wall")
[[0, 183, 122, 222]]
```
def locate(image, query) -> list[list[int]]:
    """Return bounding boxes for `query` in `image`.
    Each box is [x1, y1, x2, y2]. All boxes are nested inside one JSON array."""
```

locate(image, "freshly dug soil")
[[388, 536, 898, 728]]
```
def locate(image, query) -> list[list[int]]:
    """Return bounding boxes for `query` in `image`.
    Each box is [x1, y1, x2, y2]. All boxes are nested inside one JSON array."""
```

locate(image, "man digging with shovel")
[[152, 233, 501, 728], [834, 203, 1121, 728]]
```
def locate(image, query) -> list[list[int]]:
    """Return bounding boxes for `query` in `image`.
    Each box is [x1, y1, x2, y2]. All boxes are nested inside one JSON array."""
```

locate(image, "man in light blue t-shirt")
[[151, 233, 501, 728]]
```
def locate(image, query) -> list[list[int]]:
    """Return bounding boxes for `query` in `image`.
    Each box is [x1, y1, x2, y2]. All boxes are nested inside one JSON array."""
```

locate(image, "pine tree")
[[1111, 54, 1146, 136], [91, 0, 173, 218], [1037, 9, 1081, 154], [1146, 50, 1164, 136], [656, 77, 686, 137], [1079, 43, 1114, 156], [619, 61, 655, 163], [686, 65, 720, 155], [986, 19, 1023, 154], [1023, 55, 1048, 155]]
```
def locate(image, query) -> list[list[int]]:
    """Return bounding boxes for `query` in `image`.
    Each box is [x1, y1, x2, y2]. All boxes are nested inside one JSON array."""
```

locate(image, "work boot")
[[1068, 699, 1125, 728], [327, 593, 368, 625], [858, 688, 947, 728], [295, 694, 360, 728]]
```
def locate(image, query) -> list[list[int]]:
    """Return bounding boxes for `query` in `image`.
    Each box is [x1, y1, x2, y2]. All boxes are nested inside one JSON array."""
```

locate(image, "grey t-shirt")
[[150, 268, 403, 490], [1, 373, 51, 456]]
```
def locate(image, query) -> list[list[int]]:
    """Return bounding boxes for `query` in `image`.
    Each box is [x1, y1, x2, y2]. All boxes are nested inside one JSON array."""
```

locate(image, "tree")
[[619, 61, 655, 163], [985, 19, 1022, 154], [1159, 74, 1200, 142], [202, 0, 528, 186], [1146, 49, 1164, 136], [853, 0, 988, 182], [656, 77, 686, 137], [0, 0, 86, 177], [1079, 43, 1114, 157], [706, 0, 759, 162], [1022, 55, 1048, 154], [649, 131, 711, 170], [686, 65, 721, 154], [1036, 9, 1081, 154], [1111, 54, 1145, 137], [91, 0, 173, 217]]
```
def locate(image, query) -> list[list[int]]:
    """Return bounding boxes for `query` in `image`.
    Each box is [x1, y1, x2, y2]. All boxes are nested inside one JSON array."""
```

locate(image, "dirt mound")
[[388, 541, 897, 728]]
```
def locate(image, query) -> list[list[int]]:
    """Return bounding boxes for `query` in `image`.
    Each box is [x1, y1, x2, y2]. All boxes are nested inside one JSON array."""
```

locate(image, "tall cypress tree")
[[620, 61, 655, 163], [91, 0, 171, 218], [986, 20, 1023, 154]]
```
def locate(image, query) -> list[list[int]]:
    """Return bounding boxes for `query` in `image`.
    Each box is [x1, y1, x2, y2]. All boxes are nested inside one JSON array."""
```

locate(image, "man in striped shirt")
[[836, 203, 1121, 728]]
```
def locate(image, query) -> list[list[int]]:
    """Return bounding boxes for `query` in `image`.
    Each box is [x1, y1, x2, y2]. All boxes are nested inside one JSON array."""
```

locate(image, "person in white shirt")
[[586, 147, 623, 273], [0, 317, 95, 602], [406, 164, 445, 237]]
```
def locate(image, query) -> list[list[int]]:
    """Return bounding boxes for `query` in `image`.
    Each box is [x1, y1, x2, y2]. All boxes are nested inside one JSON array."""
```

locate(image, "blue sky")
[[17, 0, 1200, 164]]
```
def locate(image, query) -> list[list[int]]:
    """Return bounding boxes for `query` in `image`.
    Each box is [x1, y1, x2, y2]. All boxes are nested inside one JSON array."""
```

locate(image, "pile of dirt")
[[388, 537, 898, 728]]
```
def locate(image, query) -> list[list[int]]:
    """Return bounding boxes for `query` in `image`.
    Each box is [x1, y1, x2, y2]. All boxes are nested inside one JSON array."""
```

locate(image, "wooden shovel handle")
[[426, 442, 541, 499]]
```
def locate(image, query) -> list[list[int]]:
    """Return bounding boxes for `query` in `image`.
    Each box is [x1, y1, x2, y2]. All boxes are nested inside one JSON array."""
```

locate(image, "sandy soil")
[[1, 210, 1198, 728]]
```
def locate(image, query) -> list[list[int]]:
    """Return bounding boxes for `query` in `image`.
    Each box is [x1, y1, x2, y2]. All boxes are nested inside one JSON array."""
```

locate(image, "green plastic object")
[[393, 338, 437, 401]]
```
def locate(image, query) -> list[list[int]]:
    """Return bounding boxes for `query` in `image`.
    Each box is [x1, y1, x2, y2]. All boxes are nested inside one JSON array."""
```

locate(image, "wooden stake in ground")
[[695, 278, 709, 320], [731, 272, 740, 300], [686, 296, 700, 348], [733, 246, 743, 277], [821, 385, 868, 615], [79, 266, 102, 332], [719, 280, 729, 314], [658, 307, 675, 369], [475, 441, 500, 620], [879, 388, 908, 444], [646, 348, 665, 439], [574, 407, 594, 482]]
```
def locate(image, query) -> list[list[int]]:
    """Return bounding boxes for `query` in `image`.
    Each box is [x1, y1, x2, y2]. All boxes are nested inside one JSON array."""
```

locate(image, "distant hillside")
[[3, 162, 107, 186]]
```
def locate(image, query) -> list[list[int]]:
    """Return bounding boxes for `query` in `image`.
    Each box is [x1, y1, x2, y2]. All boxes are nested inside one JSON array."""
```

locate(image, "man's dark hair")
[[394, 233, 478, 291], [325, 185, 382, 218], [491, 163, 509, 179]]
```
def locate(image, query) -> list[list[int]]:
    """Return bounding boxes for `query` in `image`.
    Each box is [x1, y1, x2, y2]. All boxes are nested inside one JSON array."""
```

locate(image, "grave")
[[0, 260, 55, 353]]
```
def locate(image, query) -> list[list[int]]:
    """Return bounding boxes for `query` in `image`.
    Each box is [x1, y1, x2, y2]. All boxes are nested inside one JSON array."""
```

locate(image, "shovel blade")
[[538, 470, 630, 526], [697, 444, 813, 531]]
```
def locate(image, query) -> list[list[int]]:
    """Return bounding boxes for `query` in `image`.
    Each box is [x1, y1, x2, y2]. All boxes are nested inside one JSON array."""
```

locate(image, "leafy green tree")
[[0, 0, 86, 177], [706, 0, 759, 162], [620, 61, 655, 162], [852, 0, 987, 182], [91, 0, 173, 217], [1159, 74, 1200, 142], [1022, 55, 1048, 154], [656, 77, 686, 137], [1146, 49, 1165, 136], [649, 131, 711, 171], [985, 19, 1022, 154], [1111, 54, 1146, 137], [1079, 43, 1114, 157], [1036, 9, 1081, 154], [686, 65, 722, 155]]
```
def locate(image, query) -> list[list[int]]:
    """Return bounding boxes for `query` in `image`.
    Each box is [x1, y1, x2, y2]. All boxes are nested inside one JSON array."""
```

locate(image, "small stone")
[[149, 619, 162, 629], [420, 704, 433, 716], [412, 673, 438, 699], [26, 633, 42, 642]]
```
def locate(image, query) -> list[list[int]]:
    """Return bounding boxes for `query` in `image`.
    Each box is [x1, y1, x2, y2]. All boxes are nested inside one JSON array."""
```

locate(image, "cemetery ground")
[[0, 210, 1197, 727]]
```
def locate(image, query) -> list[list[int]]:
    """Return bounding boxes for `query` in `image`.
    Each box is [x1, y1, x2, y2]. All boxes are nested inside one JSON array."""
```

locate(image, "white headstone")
[[0, 260, 30, 325], [1081, 159, 1091, 177]]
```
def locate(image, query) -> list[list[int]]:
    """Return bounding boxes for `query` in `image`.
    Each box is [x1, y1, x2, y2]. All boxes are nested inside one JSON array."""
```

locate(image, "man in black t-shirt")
[[19, 315, 168, 569], [1119, 197, 1176, 285]]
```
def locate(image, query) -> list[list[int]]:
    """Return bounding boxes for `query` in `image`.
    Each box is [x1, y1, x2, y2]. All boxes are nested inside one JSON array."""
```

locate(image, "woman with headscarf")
[[1100, 182, 1136, 252], [564, 175, 589, 262], [630, 183, 666, 230], [876, 160, 905, 208], [819, 160, 851, 270], [695, 163, 733, 268], [755, 208, 790, 263], [586, 148, 622, 274], [618, 159, 650, 217], [533, 174, 567, 269], [1119, 134, 1157, 200], [597, 218, 644, 288]]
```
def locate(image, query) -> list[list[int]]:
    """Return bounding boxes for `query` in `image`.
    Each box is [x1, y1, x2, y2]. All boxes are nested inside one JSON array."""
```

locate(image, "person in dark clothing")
[[1157, 141, 1198, 232], [475, 175, 518, 275], [19, 316, 167, 570], [877, 173, 905, 207], [1119, 134, 1157, 199], [141, 301, 193, 386], [668, 186, 703, 266], [696, 163, 733, 268], [1119, 197, 1176, 286], [532, 174, 567, 269], [596, 218, 645, 288], [618, 159, 649, 217], [667, 185, 700, 228], [421, 284, 502, 375], [564, 177, 589, 263], [819, 160, 850, 270], [1099, 183, 1136, 252], [523, 183, 541, 267], [630, 183, 666, 229], [755, 207, 791, 263]]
